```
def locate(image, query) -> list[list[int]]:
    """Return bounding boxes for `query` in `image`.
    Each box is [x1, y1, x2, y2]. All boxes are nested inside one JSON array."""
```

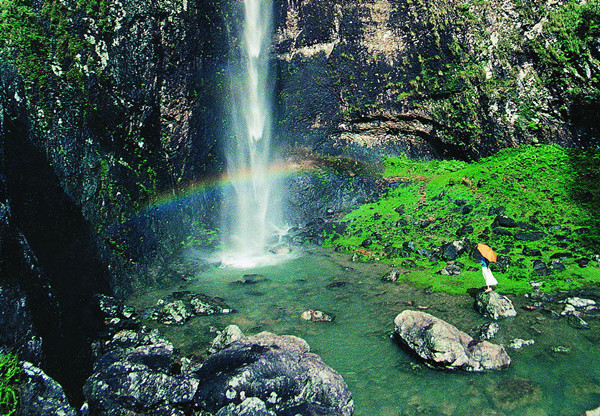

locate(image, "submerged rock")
[[394, 310, 511, 371], [155, 299, 191, 325], [190, 294, 234, 316], [193, 332, 354, 415], [475, 291, 517, 320], [486, 378, 542, 411], [507, 338, 535, 350], [301, 309, 335, 322]]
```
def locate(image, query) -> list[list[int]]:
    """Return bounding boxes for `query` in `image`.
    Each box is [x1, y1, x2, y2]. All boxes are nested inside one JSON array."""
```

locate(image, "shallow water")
[[127, 247, 600, 416]]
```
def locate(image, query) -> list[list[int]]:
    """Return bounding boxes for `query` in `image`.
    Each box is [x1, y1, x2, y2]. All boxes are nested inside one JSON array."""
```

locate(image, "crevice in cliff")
[[2, 117, 112, 406]]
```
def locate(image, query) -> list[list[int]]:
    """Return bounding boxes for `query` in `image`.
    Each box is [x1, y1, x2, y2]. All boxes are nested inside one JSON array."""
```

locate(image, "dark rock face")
[[0, 285, 43, 364], [475, 291, 517, 320], [394, 310, 511, 371], [193, 332, 354, 415]]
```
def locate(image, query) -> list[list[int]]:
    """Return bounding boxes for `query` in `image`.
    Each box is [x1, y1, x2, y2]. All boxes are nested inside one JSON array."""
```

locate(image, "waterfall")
[[221, 0, 278, 266]]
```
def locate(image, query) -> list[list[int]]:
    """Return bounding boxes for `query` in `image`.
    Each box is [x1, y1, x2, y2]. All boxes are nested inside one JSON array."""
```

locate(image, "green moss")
[[0, 354, 21, 416], [332, 145, 600, 295]]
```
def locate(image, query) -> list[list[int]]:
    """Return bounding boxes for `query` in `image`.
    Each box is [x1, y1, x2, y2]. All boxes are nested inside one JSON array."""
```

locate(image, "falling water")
[[221, 0, 278, 267]]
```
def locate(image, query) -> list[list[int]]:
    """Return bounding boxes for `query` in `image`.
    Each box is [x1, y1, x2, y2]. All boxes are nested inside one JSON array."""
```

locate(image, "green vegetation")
[[329, 145, 600, 295], [0, 354, 21, 416], [0, 0, 116, 106]]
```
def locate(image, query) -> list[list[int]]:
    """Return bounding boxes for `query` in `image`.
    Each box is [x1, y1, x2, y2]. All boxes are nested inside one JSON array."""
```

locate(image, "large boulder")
[[193, 332, 354, 415], [394, 310, 511, 372], [16, 361, 77, 416], [475, 291, 517, 320], [83, 329, 199, 415]]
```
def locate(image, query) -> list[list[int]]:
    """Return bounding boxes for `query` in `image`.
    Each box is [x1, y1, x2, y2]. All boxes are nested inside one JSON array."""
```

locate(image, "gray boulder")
[[193, 332, 354, 415], [16, 361, 77, 416], [394, 310, 511, 371], [475, 291, 517, 320], [84, 329, 199, 415]]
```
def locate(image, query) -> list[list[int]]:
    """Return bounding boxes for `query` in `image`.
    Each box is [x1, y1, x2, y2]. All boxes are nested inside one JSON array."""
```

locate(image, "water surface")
[[128, 247, 600, 416]]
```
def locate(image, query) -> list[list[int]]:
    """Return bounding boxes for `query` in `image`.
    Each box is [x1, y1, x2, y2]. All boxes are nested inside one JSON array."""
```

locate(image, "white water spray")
[[221, 0, 280, 266]]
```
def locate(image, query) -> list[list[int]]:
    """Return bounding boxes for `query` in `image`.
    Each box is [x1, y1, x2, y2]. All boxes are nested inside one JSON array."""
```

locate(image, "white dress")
[[482, 266, 498, 286]]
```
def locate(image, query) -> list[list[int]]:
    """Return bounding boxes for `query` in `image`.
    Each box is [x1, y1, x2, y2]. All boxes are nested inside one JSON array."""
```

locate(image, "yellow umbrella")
[[477, 243, 497, 263]]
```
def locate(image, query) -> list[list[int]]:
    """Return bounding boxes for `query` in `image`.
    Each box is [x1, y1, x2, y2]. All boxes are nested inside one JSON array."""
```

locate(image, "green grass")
[[330, 144, 600, 295], [0, 354, 21, 416]]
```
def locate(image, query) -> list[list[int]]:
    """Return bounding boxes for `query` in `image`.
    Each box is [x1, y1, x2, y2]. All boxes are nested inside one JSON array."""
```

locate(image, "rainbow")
[[141, 160, 314, 215]]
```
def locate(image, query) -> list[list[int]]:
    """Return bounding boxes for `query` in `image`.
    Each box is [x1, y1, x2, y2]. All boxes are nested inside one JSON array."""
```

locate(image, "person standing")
[[477, 243, 498, 292], [480, 255, 498, 292]]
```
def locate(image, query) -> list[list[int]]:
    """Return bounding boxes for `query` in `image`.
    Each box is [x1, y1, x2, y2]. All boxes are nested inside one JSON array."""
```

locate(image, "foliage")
[[331, 145, 600, 295], [0, 354, 21, 416]]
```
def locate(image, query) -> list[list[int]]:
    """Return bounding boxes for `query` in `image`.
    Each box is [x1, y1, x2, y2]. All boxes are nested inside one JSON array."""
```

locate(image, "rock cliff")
[[274, 0, 600, 160]]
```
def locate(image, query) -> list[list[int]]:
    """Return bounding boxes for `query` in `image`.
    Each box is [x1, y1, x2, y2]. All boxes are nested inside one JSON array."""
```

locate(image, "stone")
[[240, 274, 267, 284], [393, 310, 511, 371], [507, 338, 535, 349], [492, 228, 512, 237], [209, 325, 245, 354], [441, 239, 468, 261], [563, 297, 596, 308], [581, 405, 600, 416], [402, 241, 416, 252], [94, 294, 122, 317], [155, 300, 191, 325], [462, 205, 474, 215], [17, 361, 77, 416], [382, 269, 402, 282], [567, 314, 590, 330], [456, 224, 474, 236], [438, 262, 462, 276], [576, 258, 591, 267], [269, 243, 292, 255], [549, 259, 565, 271], [533, 260, 551, 276], [473, 322, 499, 340], [551, 345, 571, 354], [493, 215, 516, 228], [523, 247, 542, 256], [193, 332, 354, 415], [190, 294, 234, 316], [515, 232, 545, 241], [475, 291, 517, 320], [300, 309, 335, 322], [550, 252, 573, 259]]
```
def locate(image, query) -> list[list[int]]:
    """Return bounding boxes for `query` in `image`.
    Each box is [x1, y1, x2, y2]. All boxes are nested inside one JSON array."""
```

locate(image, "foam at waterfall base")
[[219, 249, 296, 269]]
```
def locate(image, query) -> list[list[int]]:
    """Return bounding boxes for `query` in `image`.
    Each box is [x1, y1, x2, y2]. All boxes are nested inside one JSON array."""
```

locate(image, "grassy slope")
[[328, 145, 600, 295]]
